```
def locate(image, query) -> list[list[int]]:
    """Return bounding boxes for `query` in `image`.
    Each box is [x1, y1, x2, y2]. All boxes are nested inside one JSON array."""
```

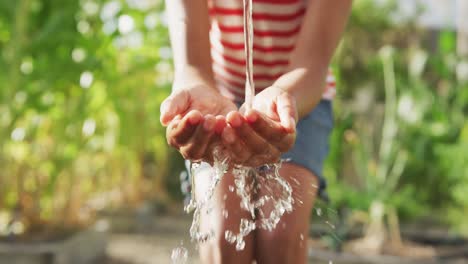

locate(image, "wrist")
[[272, 67, 325, 119], [173, 65, 216, 92]]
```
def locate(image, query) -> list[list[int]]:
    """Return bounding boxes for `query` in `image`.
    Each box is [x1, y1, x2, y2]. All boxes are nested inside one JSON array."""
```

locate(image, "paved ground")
[[105, 233, 199, 264], [101, 214, 468, 264], [104, 215, 200, 264]]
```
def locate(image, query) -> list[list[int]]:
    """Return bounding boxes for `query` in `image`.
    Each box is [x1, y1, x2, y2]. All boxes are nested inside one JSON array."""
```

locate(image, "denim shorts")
[[281, 99, 333, 200], [180, 100, 334, 201]]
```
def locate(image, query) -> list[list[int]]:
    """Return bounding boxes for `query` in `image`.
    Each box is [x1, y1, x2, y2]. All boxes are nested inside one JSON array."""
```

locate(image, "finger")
[[222, 125, 251, 164], [276, 93, 298, 133], [180, 114, 216, 161], [214, 115, 227, 134], [160, 90, 190, 126], [244, 109, 286, 141], [245, 110, 295, 152], [169, 110, 203, 146], [227, 111, 280, 159], [168, 114, 182, 130]]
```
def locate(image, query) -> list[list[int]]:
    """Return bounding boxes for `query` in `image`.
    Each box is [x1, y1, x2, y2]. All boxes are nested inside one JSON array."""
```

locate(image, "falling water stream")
[[243, 0, 255, 111]]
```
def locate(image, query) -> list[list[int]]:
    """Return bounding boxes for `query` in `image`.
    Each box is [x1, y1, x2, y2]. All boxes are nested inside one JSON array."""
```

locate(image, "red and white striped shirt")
[[208, 0, 336, 102]]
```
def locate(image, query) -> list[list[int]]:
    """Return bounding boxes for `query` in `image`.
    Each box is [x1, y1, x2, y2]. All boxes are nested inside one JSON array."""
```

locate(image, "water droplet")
[[300, 234, 304, 240], [236, 238, 246, 251], [315, 208, 322, 216], [171, 246, 188, 264], [239, 219, 255, 236], [325, 221, 336, 229], [225, 230, 236, 244], [229, 185, 235, 192], [291, 177, 300, 185]]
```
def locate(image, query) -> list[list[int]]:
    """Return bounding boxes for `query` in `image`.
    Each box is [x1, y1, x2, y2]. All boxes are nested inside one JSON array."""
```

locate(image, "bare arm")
[[165, 0, 215, 91], [223, 1, 353, 165], [273, 0, 353, 119], [161, 0, 237, 162]]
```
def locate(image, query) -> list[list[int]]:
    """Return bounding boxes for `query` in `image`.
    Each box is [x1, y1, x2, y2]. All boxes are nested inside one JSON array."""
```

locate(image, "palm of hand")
[[162, 85, 297, 165], [189, 88, 237, 116], [220, 87, 298, 167], [162, 85, 237, 162]]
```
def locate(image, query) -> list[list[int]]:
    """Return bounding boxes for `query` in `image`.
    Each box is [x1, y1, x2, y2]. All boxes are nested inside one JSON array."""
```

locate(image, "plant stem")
[[377, 49, 398, 185]]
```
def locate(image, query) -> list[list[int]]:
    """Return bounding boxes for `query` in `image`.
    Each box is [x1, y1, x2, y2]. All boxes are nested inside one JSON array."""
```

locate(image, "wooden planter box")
[[0, 227, 108, 264]]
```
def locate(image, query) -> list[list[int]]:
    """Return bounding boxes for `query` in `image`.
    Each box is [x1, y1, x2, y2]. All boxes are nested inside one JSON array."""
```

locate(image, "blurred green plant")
[[0, 0, 178, 237], [323, 0, 468, 248]]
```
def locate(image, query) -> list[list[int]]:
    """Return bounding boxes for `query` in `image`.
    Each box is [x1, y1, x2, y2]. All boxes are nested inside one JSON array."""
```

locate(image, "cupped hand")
[[161, 84, 236, 162], [221, 86, 298, 167]]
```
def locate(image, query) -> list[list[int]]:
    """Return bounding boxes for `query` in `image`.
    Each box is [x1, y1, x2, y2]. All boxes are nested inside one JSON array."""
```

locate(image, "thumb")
[[276, 93, 298, 133], [160, 90, 190, 126]]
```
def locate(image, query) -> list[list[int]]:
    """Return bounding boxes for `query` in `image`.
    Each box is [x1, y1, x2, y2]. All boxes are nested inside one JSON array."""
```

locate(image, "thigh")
[[254, 163, 319, 264], [193, 165, 255, 264]]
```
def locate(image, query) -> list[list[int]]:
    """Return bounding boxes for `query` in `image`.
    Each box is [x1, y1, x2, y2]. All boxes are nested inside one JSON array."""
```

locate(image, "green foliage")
[[0, 0, 178, 235], [326, 0, 468, 234]]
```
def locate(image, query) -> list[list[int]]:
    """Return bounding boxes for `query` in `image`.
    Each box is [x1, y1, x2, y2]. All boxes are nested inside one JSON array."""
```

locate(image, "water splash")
[[184, 148, 229, 243], [171, 243, 188, 264], [316, 208, 323, 216], [183, 149, 294, 251], [243, 0, 255, 110], [325, 221, 336, 230]]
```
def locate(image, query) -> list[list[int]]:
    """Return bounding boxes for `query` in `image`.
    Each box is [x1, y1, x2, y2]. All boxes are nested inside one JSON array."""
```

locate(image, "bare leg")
[[254, 163, 319, 264], [195, 166, 255, 264]]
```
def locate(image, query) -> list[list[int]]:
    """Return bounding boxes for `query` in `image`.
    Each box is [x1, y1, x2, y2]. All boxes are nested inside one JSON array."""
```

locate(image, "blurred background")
[[0, 0, 467, 263]]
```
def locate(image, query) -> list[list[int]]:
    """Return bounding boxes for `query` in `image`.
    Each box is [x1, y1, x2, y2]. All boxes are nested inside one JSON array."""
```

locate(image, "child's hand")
[[221, 86, 297, 167], [161, 84, 236, 162]]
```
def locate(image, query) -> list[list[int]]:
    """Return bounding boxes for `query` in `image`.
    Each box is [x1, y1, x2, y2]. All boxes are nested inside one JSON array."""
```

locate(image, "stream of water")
[[243, 0, 255, 111]]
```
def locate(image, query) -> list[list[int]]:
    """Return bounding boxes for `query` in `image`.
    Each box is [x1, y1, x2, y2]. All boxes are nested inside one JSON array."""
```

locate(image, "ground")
[[101, 214, 468, 264], [103, 214, 199, 264]]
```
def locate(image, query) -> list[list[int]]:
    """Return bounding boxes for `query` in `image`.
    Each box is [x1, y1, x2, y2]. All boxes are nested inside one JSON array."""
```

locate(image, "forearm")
[[272, 64, 328, 120], [272, 0, 352, 119], [165, 0, 215, 91]]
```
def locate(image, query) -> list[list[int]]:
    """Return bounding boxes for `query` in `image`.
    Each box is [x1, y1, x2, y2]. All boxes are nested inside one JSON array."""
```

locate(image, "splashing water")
[[171, 243, 188, 264], [184, 149, 294, 250], [184, 148, 229, 243], [316, 207, 323, 216]]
